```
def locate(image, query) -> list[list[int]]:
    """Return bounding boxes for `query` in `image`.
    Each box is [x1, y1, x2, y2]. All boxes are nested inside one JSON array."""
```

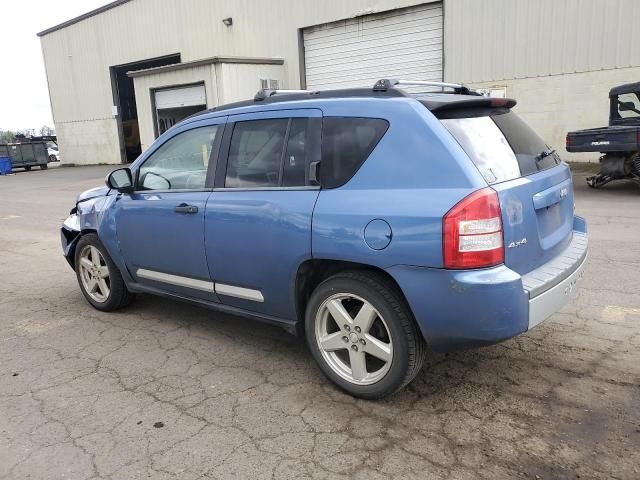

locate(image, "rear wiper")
[[536, 149, 556, 162]]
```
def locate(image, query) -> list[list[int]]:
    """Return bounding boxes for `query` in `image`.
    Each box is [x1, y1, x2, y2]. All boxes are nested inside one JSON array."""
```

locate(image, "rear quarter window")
[[320, 117, 389, 188], [441, 110, 560, 184]]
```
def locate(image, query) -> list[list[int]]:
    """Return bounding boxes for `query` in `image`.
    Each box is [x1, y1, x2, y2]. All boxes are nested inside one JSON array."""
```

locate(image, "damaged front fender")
[[60, 190, 116, 269]]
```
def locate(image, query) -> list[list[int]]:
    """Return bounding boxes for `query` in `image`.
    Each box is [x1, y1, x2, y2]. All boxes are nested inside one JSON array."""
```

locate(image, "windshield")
[[441, 110, 560, 184]]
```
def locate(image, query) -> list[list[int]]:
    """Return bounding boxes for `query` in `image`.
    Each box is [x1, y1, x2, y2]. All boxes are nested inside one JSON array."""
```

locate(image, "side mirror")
[[106, 168, 134, 194]]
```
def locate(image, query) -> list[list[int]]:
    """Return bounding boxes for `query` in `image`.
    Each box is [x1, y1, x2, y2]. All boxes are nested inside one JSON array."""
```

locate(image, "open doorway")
[[110, 54, 180, 163]]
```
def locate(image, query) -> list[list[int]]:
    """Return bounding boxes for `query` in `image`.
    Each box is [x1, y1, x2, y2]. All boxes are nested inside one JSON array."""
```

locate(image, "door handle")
[[174, 203, 199, 214]]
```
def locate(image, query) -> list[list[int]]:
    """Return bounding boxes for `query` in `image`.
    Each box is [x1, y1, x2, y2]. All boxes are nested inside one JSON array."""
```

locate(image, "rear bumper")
[[528, 253, 586, 329], [387, 216, 587, 352], [523, 227, 587, 329]]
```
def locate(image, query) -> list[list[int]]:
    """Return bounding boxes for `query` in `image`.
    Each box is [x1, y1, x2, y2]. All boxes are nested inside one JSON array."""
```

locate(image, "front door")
[[114, 119, 224, 301], [205, 109, 322, 320]]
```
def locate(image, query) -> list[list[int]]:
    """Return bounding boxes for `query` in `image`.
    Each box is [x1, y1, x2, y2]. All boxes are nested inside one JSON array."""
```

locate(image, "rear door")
[[441, 109, 573, 275], [205, 109, 322, 320]]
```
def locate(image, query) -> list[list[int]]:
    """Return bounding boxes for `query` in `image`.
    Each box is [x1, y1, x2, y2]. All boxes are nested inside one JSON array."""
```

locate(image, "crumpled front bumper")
[[60, 213, 81, 269]]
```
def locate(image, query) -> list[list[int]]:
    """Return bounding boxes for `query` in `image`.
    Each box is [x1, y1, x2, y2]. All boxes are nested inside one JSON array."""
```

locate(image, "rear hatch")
[[433, 100, 573, 275]]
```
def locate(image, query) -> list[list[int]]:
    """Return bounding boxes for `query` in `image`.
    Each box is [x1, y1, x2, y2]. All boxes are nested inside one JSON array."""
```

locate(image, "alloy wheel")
[[78, 245, 110, 303], [315, 293, 393, 386]]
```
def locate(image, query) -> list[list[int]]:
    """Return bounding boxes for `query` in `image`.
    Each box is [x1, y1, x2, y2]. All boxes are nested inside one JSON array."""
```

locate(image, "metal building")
[[38, 0, 640, 165]]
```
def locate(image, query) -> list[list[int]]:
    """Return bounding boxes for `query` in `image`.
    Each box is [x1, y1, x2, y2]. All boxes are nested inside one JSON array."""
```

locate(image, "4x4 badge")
[[508, 238, 528, 249]]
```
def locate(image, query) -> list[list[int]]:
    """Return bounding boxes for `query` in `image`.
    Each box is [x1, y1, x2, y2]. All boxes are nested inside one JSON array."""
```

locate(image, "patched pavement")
[[1, 165, 639, 479]]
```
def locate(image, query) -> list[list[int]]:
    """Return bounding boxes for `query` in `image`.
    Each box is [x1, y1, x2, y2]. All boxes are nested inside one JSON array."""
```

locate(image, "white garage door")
[[155, 85, 206, 110], [303, 3, 443, 90]]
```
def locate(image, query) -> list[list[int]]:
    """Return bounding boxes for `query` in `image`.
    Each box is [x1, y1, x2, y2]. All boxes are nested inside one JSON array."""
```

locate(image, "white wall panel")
[[217, 63, 286, 105], [444, 0, 640, 83]]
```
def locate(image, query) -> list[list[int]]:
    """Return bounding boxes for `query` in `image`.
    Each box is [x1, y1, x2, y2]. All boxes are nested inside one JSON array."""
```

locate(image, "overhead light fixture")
[[222, 17, 233, 26]]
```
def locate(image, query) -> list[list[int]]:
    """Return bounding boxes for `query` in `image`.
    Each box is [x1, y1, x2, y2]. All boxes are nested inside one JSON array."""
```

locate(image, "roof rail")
[[254, 89, 311, 101], [373, 79, 479, 96]]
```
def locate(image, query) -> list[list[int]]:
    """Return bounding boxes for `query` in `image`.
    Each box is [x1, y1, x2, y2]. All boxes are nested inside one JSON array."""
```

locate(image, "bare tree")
[[39, 125, 55, 136], [18, 128, 37, 137]]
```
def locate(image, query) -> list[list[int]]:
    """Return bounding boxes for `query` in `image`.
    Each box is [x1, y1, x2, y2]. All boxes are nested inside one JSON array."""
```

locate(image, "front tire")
[[305, 271, 426, 399], [74, 233, 135, 311]]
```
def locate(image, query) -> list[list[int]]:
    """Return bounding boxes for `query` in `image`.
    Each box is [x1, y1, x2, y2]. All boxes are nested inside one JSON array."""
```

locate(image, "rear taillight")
[[443, 188, 504, 269], [566, 133, 571, 148]]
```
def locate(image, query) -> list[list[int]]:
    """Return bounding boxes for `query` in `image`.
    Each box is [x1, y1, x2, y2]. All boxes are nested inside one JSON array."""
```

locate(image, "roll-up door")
[[155, 85, 206, 110], [303, 3, 443, 90]]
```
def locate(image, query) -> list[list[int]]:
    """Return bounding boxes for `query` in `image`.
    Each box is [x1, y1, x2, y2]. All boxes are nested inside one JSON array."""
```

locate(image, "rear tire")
[[40, 164, 48, 170], [305, 271, 427, 399], [24, 166, 31, 171], [74, 233, 135, 311]]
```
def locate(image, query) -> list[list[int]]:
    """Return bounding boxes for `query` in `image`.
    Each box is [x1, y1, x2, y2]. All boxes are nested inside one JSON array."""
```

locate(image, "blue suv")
[[61, 80, 587, 399]]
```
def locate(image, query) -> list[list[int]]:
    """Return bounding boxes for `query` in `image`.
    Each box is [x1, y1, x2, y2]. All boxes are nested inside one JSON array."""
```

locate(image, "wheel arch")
[[293, 259, 413, 328], [63, 228, 98, 269]]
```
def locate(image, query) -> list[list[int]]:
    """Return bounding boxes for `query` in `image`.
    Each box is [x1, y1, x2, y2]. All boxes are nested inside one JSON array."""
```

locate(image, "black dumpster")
[[0, 142, 49, 171]]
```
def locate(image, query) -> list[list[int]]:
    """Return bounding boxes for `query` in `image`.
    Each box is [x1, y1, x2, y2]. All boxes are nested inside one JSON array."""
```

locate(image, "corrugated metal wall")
[[40, 0, 640, 164], [40, 0, 433, 123], [445, 0, 640, 83], [40, 0, 434, 164]]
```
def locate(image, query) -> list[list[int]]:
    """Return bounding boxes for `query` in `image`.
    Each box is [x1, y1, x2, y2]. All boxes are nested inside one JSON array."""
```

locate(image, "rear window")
[[321, 117, 389, 188], [441, 110, 560, 184]]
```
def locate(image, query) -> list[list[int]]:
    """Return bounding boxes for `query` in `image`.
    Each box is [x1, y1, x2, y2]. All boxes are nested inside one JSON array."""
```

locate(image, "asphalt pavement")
[[1, 165, 639, 479]]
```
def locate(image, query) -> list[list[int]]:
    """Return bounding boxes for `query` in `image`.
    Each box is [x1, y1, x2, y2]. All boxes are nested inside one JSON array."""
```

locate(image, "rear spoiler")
[[426, 97, 517, 113]]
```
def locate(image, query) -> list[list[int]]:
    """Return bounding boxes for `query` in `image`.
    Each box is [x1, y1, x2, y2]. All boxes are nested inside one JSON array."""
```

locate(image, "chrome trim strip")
[[136, 269, 214, 292], [134, 269, 264, 302], [215, 283, 264, 302], [212, 186, 320, 192]]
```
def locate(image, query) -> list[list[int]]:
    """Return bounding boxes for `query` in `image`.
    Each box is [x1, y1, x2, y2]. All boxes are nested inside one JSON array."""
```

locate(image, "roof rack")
[[373, 79, 479, 96], [254, 89, 311, 101]]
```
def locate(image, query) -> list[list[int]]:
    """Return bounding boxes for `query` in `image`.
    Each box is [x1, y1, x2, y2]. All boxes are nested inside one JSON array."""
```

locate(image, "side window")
[[138, 126, 218, 191], [617, 93, 640, 119], [226, 119, 288, 188], [225, 118, 311, 188], [320, 117, 389, 188]]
